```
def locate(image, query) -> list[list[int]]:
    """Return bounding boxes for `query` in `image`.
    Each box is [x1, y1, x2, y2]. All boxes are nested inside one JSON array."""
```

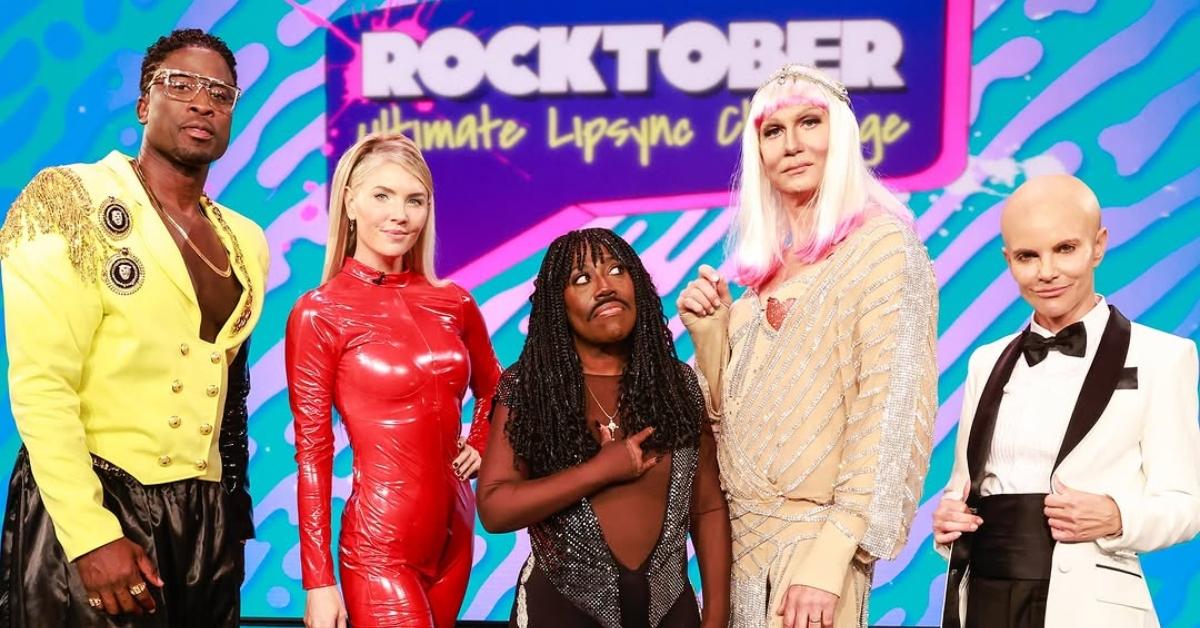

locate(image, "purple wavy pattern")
[[177, 0, 238, 31], [918, 1, 1192, 240], [970, 37, 1043, 125], [207, 60, 324, 197], [1025, 0, 1096, 21], [258, 114, 325, 188], [978, 2, 1190, 165], [1176, 297, 1200, 338], [1105, 166, 1200, 248], [975, 0, 1010, 29], [234, 43, 272, 94], [1111, 239, 1200, 319], [1099, 69, 1200, 175]]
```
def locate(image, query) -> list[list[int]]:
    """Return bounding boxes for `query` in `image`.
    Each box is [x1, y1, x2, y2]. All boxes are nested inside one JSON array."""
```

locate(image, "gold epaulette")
[[0, 167, 108, 280]]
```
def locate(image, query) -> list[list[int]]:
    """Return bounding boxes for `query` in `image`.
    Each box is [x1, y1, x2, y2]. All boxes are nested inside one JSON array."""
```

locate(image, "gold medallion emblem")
[[104, 248, 144, 295]]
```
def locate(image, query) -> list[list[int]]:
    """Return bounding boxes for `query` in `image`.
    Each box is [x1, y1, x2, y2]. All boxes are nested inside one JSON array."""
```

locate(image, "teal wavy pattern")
[[1, 1, 1198, 625]]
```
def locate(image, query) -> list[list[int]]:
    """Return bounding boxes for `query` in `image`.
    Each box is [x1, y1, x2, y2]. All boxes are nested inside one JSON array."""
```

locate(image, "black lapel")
[[1052, 306, 1132, 471], [965, 330, 1027, 503], [943, 330, 1025, 628]]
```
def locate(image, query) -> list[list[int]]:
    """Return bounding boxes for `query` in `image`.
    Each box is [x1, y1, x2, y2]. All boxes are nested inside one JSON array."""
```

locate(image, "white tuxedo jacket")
[[939, 309, 1200, 628]]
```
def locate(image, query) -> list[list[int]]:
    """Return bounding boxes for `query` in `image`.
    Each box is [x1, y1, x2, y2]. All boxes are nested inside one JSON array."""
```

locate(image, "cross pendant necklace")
[[584, 381, 620, 434]]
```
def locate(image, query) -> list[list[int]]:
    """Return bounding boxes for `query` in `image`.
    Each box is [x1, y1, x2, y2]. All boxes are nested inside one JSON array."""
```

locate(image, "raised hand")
[[677, 264, 732, 322]]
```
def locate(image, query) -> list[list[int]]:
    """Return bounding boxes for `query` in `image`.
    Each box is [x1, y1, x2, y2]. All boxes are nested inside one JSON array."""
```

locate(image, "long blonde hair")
[[729, 65, 910, 289], [321, 132, 439, 284]]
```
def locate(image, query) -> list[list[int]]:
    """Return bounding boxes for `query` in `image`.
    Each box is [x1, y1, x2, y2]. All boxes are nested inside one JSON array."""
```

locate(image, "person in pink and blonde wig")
[[677, 65, 939, 628]]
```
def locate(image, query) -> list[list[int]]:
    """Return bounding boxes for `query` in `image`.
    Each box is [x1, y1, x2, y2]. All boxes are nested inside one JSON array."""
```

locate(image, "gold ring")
[[87, 597, 103, 608], [129, 582, 147, 596]]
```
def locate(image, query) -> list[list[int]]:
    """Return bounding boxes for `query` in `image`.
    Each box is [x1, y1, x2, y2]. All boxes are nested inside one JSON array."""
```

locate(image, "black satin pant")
[[0, 449, 245, 627]]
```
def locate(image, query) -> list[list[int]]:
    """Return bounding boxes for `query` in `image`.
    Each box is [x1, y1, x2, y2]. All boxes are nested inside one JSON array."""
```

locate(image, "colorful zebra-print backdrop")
[[1, 1, 1198, 624]]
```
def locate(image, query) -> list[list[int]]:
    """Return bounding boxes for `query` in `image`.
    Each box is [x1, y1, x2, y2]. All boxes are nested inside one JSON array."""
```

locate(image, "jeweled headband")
[[759, 64, 851, 106]]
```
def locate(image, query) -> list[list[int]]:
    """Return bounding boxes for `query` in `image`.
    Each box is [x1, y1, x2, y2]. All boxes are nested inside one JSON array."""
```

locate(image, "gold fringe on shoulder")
[[0, 167, 108, 280]]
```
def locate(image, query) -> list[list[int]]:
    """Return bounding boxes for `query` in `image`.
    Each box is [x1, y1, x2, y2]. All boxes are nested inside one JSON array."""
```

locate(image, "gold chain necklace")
[[130, 159, 232, 278], [584, 381, 620, 434]]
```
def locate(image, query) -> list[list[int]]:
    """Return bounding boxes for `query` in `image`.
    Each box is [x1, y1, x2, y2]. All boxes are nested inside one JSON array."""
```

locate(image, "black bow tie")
[[1022, 321, 1087, 366]]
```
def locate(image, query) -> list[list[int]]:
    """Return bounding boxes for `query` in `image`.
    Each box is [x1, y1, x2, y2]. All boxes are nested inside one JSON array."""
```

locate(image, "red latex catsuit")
[[285, 257, 501, 627]]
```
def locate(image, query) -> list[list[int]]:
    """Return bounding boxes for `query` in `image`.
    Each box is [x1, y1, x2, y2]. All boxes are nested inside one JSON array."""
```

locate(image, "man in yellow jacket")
[[0, 29, 268, 627]]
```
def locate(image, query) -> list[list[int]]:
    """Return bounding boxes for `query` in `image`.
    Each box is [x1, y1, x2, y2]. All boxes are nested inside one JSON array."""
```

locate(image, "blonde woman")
[[678, 65, 939, 628], [285, 133, 501, 627]]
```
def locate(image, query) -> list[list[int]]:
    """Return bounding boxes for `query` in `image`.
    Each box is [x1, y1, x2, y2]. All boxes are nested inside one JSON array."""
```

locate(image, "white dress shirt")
[[980, 296, 1110, 496]]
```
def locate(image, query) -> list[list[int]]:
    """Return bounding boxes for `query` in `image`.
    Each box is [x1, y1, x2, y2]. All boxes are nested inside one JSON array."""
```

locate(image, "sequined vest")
[[527, 445, 698, 628]]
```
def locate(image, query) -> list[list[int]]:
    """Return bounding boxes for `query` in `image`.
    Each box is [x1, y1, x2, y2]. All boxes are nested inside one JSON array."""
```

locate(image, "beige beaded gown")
[[686, 215, 939, 628]]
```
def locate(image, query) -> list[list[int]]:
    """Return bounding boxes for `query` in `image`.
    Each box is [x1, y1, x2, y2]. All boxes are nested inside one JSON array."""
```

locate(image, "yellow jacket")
[[0, 151, 268, 560]]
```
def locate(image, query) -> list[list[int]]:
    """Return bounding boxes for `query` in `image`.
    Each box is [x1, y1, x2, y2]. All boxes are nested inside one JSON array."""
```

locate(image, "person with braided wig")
[[0, 29, 266, 626], [285, 132, 501, 628], [679, 64, 938, 628], [477, 228, 731, 628]]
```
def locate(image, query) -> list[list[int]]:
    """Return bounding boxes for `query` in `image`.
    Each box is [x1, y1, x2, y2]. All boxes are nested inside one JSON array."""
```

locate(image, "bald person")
[[933, 174, 1200, 628]]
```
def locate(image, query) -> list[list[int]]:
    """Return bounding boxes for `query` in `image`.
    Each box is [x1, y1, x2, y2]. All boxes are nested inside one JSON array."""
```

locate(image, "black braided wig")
[[499, 228, 703, 478]]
